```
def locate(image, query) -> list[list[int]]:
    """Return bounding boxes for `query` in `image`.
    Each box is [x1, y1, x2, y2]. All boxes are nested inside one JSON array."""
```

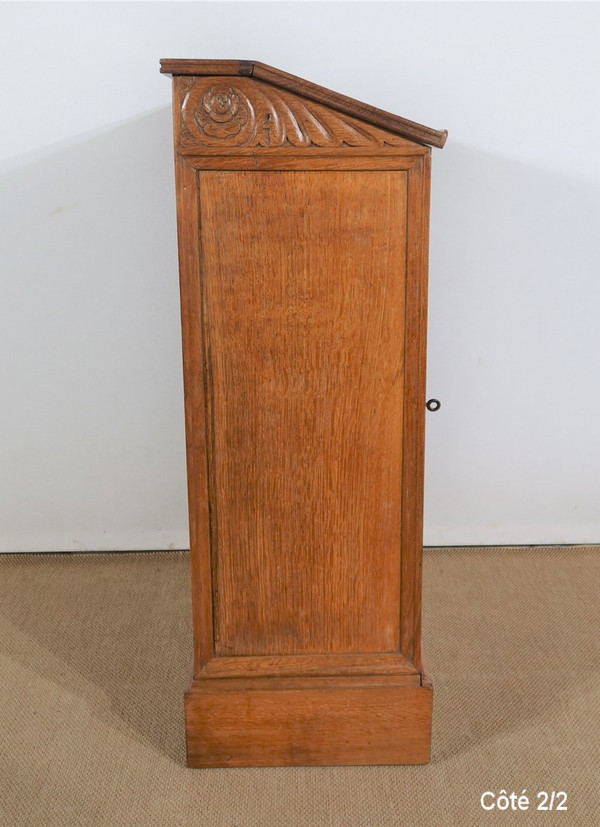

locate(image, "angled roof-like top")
[[160, 59, 447, 149]]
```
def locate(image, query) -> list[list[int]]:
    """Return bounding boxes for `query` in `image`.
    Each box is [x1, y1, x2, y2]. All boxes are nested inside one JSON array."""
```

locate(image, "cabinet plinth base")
[[185, 668, 433, 767]]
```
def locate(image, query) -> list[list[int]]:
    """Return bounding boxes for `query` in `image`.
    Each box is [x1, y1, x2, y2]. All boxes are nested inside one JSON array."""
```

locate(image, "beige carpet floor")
[[0, 547, 598, 826]]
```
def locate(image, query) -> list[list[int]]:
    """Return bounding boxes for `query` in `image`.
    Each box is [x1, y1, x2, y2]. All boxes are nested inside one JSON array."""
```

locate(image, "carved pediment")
[[179, 77, 415, 149]]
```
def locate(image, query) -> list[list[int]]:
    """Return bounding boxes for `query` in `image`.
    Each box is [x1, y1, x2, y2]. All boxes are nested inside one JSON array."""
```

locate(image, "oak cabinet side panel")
[[198, 169, 407, 656]]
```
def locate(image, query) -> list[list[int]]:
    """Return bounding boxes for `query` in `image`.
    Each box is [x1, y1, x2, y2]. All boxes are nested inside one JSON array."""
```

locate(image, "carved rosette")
[[180, 77, 409, 148]]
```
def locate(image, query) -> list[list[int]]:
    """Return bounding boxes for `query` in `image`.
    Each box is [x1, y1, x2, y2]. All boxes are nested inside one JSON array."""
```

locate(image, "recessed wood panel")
[[199, 169, 407, 655]]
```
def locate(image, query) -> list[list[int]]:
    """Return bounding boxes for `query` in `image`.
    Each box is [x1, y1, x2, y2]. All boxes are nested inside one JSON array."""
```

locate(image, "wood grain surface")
[[199, 652, 417, 679], [185, 674, 432, 767], [199, 169, 407, 656], [172, 153, 214, 672]]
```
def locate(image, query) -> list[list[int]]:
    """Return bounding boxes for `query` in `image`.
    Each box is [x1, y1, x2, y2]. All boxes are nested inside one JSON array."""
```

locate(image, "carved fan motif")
[[180, 78, 409, 148]]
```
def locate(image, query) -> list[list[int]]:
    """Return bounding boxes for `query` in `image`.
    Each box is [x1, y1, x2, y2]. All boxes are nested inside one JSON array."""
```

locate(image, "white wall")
[[1, 2, 599, 551]]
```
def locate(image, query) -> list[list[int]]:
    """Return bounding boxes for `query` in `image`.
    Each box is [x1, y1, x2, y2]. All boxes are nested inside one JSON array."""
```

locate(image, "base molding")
[[185, 664, 432, 767]]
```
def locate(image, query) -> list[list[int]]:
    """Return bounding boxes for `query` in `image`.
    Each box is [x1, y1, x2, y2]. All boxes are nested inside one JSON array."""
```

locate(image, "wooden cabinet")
[[160, 59, 447, 767]]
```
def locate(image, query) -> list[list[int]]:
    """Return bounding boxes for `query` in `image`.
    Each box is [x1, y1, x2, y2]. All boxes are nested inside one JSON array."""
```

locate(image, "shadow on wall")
[[0, 109, 190, 552], [1, 118, 600, 551], [425, 142, 600, 544]]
